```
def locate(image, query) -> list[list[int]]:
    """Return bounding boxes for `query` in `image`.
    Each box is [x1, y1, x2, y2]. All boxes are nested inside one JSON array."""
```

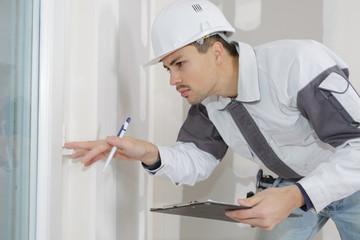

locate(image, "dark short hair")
[[190, 34, 238, 57]]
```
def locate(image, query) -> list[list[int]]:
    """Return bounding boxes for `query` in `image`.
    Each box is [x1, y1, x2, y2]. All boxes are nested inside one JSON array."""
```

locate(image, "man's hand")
[[64, 136, 159, 167], [225, 185, 305, 230]]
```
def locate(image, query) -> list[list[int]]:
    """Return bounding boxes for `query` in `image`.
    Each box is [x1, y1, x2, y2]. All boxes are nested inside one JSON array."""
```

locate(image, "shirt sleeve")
[[142, 103, 227, 186], [143, 142, 220, 186], [295, 183, 314, 211], [294, 42, 360, 212], [142, 158, 162, 171]]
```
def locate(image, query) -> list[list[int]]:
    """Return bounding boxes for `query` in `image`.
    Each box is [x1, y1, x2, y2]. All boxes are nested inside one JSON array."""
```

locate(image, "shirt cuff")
[[295, 182, 314, 211], [142, 158, 162, 172]]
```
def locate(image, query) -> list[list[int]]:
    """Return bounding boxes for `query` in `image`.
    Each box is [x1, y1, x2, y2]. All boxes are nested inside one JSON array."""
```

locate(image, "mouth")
[[177, 87, 190, 98]]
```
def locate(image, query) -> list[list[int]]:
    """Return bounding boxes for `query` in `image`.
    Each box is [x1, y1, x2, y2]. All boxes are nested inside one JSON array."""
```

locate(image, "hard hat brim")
[[144, 45, 184, 67], [144, 30, 234, 67]]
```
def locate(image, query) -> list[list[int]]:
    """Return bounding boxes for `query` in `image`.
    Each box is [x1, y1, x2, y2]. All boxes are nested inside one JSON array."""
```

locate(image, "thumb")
[[238, 194, 262, 207], [106, 135, 125, 146]]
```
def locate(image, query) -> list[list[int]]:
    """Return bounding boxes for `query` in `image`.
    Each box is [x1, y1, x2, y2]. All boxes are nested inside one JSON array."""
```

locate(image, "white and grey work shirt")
[[145, 40, 360, 213]]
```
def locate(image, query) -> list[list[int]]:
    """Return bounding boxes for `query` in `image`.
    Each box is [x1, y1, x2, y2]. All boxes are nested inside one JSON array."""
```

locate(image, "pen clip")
[[117, 124, 125, 137]]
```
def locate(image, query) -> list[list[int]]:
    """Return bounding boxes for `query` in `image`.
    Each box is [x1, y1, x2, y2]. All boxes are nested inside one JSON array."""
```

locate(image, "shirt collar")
[[233, 41, 260, 102], [202, 41, 260, 109]]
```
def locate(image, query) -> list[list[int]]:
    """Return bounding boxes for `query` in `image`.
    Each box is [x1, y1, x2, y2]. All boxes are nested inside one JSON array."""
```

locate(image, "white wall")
[[62, 0, 150, 239], [323, 0, 360, 91], [39, 0, 360, 239], [48, 0, 159, 239], [62, 0, 118, 238], [116, 0, 152, 239]]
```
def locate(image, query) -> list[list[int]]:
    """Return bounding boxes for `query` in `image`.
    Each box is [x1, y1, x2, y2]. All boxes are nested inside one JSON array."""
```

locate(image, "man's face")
[[162, 45, 217, 105]]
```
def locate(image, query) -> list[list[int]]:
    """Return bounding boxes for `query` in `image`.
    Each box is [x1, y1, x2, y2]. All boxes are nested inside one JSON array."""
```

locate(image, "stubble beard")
[[187, 91, 209, 105]]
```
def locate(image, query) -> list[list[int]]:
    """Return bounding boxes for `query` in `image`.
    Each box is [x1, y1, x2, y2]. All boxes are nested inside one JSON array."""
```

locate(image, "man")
[[65, 0, 360, 239]]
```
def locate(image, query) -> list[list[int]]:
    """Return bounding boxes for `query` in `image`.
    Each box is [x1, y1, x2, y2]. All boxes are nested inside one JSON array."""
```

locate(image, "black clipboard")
[[150, 200, 251, 223]]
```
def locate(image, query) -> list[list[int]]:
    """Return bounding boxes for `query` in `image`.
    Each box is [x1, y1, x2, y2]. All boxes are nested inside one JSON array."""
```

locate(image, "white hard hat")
[[145, 0, 235, 66]]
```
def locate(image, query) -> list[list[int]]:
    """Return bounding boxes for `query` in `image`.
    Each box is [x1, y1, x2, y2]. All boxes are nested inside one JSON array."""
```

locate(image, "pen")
[[103, 117, 131, 172]]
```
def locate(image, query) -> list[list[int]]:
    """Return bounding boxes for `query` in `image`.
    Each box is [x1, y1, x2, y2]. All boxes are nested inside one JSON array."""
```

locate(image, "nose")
[[169, 71, 182, 86]]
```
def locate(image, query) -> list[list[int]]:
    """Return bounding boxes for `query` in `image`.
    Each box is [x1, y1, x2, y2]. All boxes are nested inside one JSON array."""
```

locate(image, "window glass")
[[0, 0, 38, 239]]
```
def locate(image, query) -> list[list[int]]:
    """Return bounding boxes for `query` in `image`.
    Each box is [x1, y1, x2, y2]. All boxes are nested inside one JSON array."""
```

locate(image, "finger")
[[81, 143, 110, 164], [237, 193, 263, 207], [64, 141, 88, 149], [83, 154, 105, 167], [225, 209, 275, 230], [106, 136, 119, 144], [229, 215, 275, 230], [64, 142, 77, 149], [225, 210, 254, 222], [237, 198, 252, 207], [71, 150, 88, 159], [106, 136, 130, 148], [225, 207, 257, 221], [64, 140, 101, 150], [83, 150, 132, 166]]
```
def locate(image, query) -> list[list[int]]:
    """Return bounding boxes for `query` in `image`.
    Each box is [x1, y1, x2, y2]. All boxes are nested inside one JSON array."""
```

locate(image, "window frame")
[[35, 0, 65, 239]]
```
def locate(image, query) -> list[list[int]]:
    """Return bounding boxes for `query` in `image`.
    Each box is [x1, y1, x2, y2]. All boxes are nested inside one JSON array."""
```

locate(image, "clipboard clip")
[[163, 201, 199, 209]]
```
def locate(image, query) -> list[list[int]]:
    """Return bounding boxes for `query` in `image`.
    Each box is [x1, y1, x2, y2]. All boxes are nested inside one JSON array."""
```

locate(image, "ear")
[[211, 42, 224, 65]]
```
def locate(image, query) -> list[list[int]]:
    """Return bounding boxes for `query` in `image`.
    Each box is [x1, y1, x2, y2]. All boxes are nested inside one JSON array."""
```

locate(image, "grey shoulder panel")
[[177, 104, 228, 160], [297, 65, 360, 147]]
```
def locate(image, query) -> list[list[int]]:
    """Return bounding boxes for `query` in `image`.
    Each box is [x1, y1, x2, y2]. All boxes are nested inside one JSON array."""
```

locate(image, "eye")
[[163, 66, 170, 73], [176, 61, 184, 68]]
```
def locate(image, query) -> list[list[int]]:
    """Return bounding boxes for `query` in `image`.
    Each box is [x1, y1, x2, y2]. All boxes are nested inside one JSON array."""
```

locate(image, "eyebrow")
[[163, 55, 183, 69]]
